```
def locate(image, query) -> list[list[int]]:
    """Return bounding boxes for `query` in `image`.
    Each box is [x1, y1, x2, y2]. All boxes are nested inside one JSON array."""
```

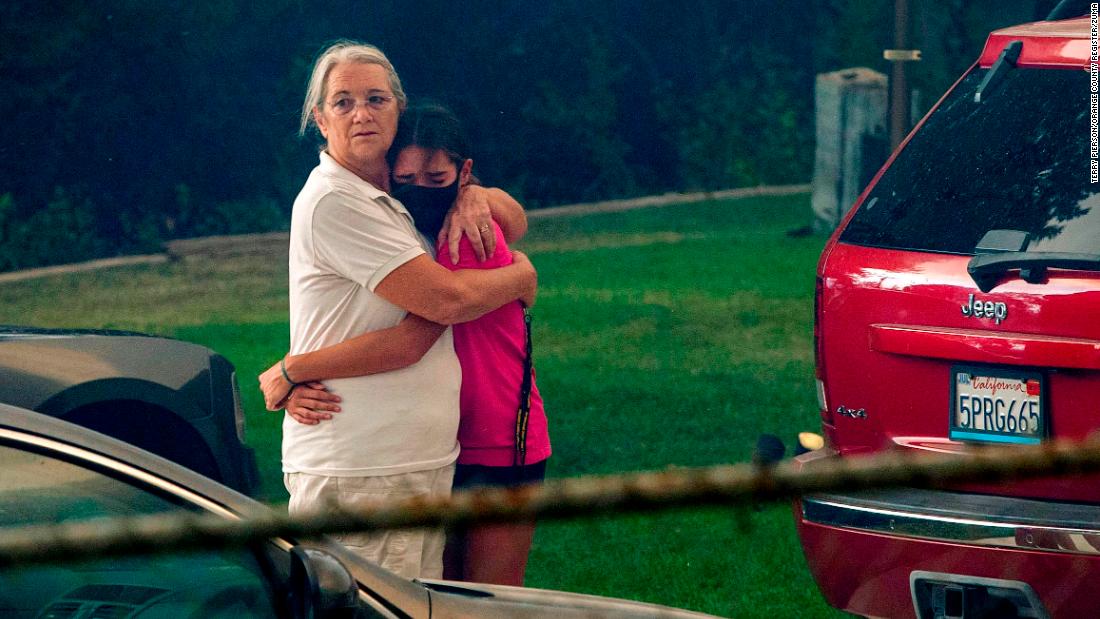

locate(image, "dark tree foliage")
[[0, 0, 1047, 270]]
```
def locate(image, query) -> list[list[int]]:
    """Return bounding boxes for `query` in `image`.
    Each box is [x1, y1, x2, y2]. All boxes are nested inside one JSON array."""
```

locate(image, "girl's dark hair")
[[387, 103, 472, 170]]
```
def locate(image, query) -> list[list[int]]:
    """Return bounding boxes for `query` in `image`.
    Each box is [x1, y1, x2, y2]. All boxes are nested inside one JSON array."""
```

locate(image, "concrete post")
[[811, 67, 888, 234]]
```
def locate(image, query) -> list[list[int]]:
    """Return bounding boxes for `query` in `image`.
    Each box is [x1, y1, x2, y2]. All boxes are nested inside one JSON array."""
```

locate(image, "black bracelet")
[[280, 358, 300, 387]]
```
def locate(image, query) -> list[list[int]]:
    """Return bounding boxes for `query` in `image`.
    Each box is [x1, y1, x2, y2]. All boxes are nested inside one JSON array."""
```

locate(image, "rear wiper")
[[974, 40, 1022, 103], [968, 251, 1100, 292]]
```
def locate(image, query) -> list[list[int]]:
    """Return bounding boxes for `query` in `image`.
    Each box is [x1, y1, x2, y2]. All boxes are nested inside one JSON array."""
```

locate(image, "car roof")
[[980, 16, 1092, 68]]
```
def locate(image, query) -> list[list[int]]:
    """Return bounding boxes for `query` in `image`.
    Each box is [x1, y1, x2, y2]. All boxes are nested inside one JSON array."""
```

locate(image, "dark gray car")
[[0, 403, 719, 618], [0, 326, 258, 495]]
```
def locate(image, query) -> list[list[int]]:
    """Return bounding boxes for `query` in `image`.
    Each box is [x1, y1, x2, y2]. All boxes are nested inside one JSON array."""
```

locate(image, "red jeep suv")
[[795, 8, 1100, 619]]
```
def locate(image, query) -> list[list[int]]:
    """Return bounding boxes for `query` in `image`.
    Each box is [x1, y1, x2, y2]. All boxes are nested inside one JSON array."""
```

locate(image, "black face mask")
[[392, 179, 460, 240]]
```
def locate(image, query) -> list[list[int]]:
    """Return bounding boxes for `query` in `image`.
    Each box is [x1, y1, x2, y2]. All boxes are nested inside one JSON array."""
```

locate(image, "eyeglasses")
[[326, 93, 395, 115]]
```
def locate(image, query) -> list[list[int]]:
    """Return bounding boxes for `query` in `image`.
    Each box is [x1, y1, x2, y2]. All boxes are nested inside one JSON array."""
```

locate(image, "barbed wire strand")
[[5, 436, 1100, 567]]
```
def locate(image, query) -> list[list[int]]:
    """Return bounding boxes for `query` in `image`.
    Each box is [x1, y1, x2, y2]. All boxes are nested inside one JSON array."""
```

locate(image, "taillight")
[[814, 276, 832, 424]]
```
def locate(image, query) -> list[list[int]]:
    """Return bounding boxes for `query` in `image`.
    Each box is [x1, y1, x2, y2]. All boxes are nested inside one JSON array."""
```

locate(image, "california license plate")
[[950, 365, 1045, 445]]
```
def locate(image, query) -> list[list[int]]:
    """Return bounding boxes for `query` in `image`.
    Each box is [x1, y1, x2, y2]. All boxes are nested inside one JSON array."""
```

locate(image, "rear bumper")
[[804, 488, 1100, 554], [796, 488, 1100, 617]]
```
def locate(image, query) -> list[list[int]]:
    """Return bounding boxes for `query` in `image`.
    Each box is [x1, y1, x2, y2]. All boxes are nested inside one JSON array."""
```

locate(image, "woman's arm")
[[441, 185, 528, 264], [484, 187, 528, 244], [374, 251, 536, 326], [288, 313, 446, 382], [258, 314, 446, 411]]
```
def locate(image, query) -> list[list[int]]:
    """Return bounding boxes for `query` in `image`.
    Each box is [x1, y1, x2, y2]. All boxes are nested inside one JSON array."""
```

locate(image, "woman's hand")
[[284, 382, 342, 426], [440, 184, 494, 264], [258, 360, 295, 411]]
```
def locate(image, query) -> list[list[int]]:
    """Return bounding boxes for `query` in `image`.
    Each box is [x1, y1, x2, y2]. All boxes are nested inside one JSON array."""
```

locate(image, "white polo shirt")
[[282, 151, 461, 476]]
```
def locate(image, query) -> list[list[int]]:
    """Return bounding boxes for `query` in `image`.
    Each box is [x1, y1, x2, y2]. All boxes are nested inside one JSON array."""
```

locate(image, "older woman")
[[282, 41, 535, 580]]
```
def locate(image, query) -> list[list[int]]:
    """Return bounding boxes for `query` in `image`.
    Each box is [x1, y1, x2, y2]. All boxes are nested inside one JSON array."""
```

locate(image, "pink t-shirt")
[[437, 223, 551, 467]]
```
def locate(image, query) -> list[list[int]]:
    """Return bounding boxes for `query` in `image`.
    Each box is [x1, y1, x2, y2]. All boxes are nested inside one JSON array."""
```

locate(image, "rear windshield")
[[840, 66, 1100, 255]]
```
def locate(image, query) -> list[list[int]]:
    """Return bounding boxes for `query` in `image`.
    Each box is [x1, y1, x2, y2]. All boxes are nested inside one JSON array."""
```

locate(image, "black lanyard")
[[513, 306, 533, 467]]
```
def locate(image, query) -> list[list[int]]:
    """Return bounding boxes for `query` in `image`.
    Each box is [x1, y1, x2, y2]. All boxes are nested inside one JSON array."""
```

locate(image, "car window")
[[0, 443, 280, 618], [840, 66, 1100, 255]]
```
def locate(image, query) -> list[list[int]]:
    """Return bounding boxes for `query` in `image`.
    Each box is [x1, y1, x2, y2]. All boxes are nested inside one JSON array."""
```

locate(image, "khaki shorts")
[[285, 463, 455, 579]]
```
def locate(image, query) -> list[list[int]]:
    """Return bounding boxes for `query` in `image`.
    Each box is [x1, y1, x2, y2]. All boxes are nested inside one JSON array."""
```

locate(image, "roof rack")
[[1046, 0, 1090, 20]]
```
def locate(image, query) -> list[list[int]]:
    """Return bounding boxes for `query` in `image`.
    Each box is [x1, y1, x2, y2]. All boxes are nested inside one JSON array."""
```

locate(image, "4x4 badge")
[[961, 293, 1007, 324]]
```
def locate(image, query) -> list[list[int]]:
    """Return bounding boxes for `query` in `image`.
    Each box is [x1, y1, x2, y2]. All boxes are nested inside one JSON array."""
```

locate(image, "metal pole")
[[890, 0, 912, 150]]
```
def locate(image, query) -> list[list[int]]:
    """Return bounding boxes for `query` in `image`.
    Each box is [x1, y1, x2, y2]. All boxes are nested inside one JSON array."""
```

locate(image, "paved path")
[[0, 254, 169, 285], [527, 184, 810, 219]]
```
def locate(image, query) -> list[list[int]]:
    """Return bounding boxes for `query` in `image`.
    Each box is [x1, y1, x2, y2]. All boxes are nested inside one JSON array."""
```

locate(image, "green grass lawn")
[[0, 193, 842, 617]]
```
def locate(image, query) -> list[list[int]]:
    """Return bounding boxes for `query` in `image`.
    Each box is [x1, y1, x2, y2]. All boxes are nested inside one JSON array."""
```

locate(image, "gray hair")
[[299, 40, 408, 136]]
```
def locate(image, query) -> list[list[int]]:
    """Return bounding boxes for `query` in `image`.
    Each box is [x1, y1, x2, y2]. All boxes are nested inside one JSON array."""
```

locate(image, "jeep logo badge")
[[961, 293, 1007, 324]]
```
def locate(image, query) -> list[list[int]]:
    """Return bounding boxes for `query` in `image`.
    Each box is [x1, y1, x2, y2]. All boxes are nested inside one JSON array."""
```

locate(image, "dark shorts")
[[453, 459, 548, 490]]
